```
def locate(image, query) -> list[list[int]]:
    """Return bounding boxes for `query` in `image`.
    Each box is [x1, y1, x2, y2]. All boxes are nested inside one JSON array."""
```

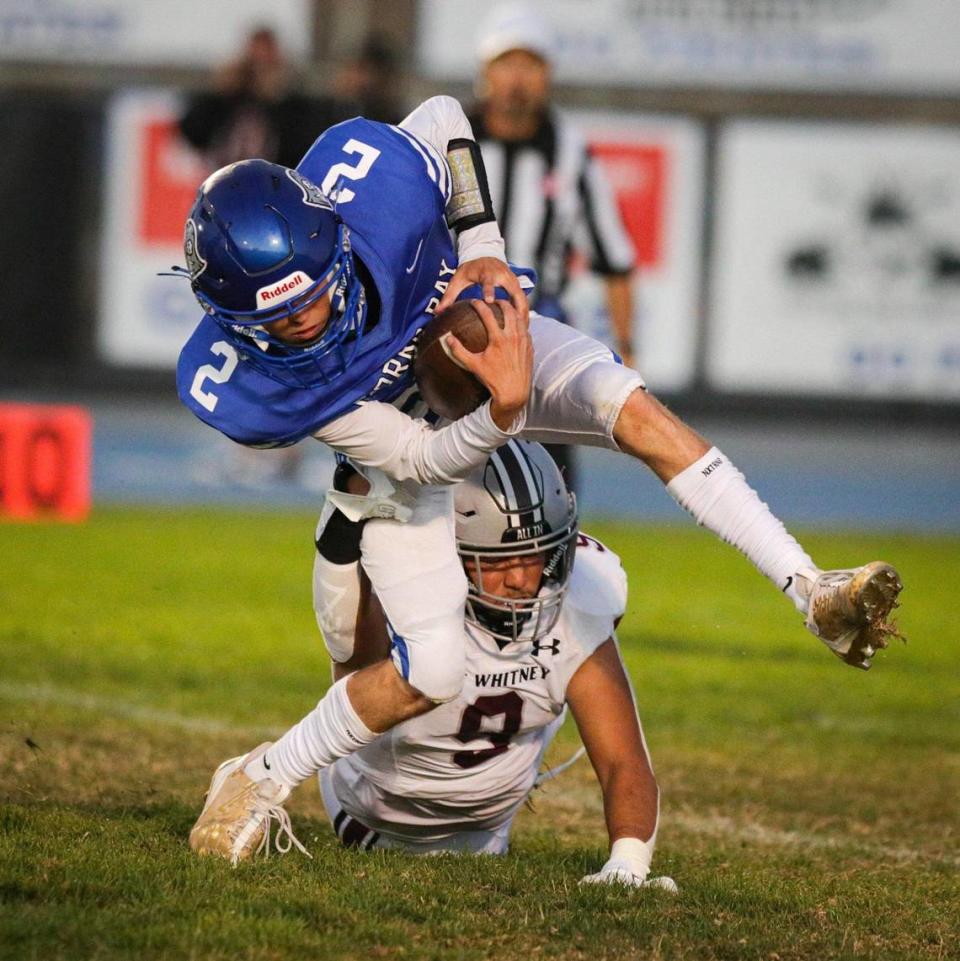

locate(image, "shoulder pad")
[[560, 535, 627, 653], [569, 535, 627, 618], [176, 319, 343, 447]]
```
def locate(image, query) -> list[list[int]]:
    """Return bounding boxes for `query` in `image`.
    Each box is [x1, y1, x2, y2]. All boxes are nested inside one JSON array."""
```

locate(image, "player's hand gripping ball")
[[414, 300, 505, 420]]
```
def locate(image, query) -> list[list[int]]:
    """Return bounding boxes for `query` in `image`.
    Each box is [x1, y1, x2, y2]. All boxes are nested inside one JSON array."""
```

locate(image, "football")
[[414, 300, 505, 420]]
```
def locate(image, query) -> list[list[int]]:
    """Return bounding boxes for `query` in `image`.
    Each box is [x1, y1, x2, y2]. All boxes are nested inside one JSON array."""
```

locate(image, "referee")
[[469, 3, 637, 490]]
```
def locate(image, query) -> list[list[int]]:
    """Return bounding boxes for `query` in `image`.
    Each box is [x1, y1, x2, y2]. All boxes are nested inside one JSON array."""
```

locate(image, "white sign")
[[98, 91, 210, 368], [0, 0, 310, 65], [419, 0, 960, 94], [562, 112, 704, 392], [709, 119, 960, 401]]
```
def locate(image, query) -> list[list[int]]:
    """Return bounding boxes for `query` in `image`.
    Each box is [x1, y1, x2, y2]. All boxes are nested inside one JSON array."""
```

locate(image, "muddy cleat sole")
[[189, 742, 307, 864], [804, 561, 904, 670]]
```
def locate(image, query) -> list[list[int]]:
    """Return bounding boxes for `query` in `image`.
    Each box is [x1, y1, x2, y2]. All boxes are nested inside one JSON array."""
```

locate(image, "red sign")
[[0, 404, 92, 522], [139, 120, 209, 246], [589, 142, 668, 269]]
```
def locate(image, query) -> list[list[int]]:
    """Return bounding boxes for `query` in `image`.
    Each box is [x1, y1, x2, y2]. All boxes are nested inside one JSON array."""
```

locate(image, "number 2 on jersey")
[[453, 692, 524, 769], [190, 341, 238, 413], [322, 139, 381, 204]]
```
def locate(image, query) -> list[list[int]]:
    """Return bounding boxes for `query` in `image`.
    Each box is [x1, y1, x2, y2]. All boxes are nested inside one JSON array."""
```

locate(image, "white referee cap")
[[477, 2, 555, 65]]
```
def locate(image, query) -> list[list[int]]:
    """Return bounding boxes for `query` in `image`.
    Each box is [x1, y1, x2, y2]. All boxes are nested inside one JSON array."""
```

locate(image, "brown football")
[[414, 300, 505, 420]]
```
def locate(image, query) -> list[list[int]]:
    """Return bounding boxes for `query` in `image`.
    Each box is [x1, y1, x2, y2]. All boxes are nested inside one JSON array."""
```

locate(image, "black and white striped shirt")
[[469, 108, 635, 306]]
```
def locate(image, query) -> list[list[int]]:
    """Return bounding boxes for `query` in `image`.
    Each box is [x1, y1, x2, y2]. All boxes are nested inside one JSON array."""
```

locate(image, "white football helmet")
[[455, 440, 578, 646]]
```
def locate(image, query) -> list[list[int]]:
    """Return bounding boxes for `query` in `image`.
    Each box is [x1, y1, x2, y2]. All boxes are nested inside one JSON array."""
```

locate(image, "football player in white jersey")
[[317, 440, 671, 889], [193, 442, 672, 886]]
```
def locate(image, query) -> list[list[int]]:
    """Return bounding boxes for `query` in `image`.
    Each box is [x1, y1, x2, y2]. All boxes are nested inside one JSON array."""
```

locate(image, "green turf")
[[1, 508, 957, 960]]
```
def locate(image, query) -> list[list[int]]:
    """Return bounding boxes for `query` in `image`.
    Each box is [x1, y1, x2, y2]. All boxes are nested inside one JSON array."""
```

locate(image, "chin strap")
[[157, 265, 192, 278]]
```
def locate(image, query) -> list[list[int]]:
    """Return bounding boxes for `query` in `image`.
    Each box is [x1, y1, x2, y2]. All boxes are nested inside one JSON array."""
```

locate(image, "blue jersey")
[[177, 118, 512, 448]]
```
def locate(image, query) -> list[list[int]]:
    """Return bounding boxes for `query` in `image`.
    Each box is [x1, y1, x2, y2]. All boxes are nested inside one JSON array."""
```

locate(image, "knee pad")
[[569, 362, 646, 438], [313, 551, 362, 663], [313, 477, 366, 662], [388, 618, 468, 704]]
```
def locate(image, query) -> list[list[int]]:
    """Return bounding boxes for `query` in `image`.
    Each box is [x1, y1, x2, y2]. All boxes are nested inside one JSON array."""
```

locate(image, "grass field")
[[1, 507, 957, 961]]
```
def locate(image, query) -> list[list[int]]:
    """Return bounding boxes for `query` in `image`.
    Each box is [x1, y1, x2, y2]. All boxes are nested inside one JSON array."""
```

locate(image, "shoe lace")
[[815, 570, 849, 591], [253, 796, 312, 860]]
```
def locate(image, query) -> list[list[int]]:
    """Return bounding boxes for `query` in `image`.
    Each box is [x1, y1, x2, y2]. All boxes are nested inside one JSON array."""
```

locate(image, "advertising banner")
[[98, 91, 210, 368], [419, 0, 960, 94], [709, 120, 960, 400], [98, 96, 706, 389], [0, 0, 310, 65], [563, 111, 704, 391]]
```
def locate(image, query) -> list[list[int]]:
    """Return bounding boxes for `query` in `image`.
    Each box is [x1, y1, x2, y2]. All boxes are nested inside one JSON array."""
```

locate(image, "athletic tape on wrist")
[[609, 836, 655, 875], [446, 138, 495, 233]]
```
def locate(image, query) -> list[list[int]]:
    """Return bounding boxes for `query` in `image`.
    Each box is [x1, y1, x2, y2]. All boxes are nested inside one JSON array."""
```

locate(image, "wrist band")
[[446, 138, 495, 233], [609, 836, 654, 873]]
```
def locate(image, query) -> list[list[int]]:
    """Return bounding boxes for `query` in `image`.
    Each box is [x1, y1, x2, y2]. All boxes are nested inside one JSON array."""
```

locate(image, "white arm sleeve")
[[399, 95, 474, 155], [399, 96, 506, 265], [314, 400, 525, 485]]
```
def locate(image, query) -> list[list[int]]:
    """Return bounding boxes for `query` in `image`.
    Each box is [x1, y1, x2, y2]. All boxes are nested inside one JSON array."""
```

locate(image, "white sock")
[[247, 678, 377, 788], [667, 447, 815, 613]]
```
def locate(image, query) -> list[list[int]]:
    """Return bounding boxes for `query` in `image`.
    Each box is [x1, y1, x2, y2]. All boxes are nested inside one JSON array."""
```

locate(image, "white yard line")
[[3, 678, 956, 867], [671, 809, 958, 867], [0, 680, 287, 740]]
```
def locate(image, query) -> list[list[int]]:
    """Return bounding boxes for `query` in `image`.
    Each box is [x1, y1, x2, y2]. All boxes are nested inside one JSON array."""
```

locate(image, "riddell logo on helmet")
[[256, 271, 313, 308]]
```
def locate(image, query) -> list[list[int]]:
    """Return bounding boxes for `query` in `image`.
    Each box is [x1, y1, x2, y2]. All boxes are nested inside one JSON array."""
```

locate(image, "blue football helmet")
[[185, 159, 367, 389]]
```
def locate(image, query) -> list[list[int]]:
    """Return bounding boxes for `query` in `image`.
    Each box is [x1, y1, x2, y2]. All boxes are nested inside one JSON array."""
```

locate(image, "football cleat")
[[189, 742, 309, 865], [643, 875, 679, 894], [801, 562, 904, 670]]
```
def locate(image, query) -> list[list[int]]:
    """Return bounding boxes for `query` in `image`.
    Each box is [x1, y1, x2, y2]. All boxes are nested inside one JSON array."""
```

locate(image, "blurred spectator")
[[179, 25, 329, 170], [332, 33, 405, 124], [468, 3, 637, 491], [180, 28, 404, 173]]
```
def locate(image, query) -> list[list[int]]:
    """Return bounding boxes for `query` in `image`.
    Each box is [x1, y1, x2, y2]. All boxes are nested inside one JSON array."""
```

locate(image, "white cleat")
[[800, 562, 904, 670], [189, 742, 309, 865]]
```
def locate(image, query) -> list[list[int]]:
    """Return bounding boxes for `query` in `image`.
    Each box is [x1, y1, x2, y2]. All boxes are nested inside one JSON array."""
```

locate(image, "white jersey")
[[328, 534, 627, 844]]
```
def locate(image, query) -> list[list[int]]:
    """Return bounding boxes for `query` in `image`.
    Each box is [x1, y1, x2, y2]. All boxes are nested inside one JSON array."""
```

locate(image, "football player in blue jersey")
[[179, 96, 903, 862]]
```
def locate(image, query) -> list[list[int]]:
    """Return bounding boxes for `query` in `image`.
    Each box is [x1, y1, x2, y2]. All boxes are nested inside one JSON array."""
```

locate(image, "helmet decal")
[[183, 219, 207, 281], [286, 168, 334, 210], [486, 441, 546, 540], [255, 270, 315, 309]]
